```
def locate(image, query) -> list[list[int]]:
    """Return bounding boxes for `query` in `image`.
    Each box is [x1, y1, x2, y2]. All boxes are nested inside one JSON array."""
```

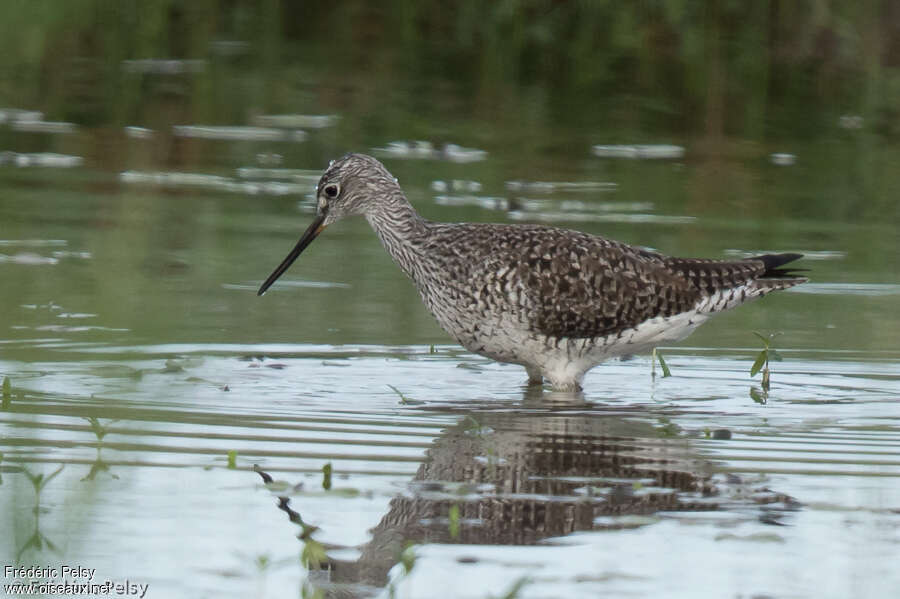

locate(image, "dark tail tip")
[[747, 253, 807, 278]]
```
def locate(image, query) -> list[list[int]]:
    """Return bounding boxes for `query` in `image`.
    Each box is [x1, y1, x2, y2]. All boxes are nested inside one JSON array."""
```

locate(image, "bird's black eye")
[[324, 184, 339, 199]]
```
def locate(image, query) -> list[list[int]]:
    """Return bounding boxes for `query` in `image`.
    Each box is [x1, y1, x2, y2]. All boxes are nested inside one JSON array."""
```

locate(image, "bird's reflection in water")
[[262, 391, 794, 596]]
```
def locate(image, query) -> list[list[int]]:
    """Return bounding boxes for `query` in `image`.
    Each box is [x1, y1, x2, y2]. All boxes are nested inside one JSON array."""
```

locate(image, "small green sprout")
[[255, 554, 270, 571], [321, 462, 332, 490], [750, 332, 783, 391], [389, 544, 418, 599], [301, 537, 328, 569], [23, 464, 64, 496], [656, 416, 679, 438], [227, 450, 238, 469], [462, 415, 493, 437], [448, 503, 460, 539], [22, 465, 65, 513], [399, 543, 416, 574], [489, 577, 531, 599], [387, 384, 424, 405], [387, 384, 410, 404], [2, 376, 11, 409], [86, 417, 110, 444]]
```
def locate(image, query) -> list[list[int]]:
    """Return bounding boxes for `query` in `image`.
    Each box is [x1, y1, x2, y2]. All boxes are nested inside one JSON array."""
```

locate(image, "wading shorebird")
[[258, 153, 807, 390]]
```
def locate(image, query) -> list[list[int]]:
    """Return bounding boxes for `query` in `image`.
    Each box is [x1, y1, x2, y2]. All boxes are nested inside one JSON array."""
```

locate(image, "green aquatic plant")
[[388, 383, 411, 404], [750, 331, 783, 391], [652, 349, 672, 378], [81, 458, 117, 482], [21, 464, 65, 522], [227, 450, 238, 469], [16, 465, 64, 561], [80, 417, 119, 481], [489, 576, 531, 599], [252, 464, 327, 594], [252, 553, 272, 599], [86, 417, 110, 444], [2, 375, 11, 409], [301, 537, 328, 570], [462, 415, 493, 438], [388, 543, 418, 599], [750, 386, 768, 405], [399, 542, 416, 574], [387, 383, 425, 405], [655, 416, 680, 438], [319, 463, 333, 491], [23, 464, 64, 499], [449, 503, 461, 539]]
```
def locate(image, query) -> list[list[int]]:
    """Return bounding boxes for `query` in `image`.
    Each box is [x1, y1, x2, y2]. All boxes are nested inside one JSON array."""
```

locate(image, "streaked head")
[[257, 153, 397, 296]]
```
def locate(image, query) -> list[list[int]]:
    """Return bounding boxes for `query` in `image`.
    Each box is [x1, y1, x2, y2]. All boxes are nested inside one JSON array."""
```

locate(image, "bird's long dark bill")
[[257, 214, 326, 296]]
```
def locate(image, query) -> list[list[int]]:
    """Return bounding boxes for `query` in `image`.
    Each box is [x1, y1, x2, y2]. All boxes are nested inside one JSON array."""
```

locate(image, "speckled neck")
[[365, 191, 430, 281]]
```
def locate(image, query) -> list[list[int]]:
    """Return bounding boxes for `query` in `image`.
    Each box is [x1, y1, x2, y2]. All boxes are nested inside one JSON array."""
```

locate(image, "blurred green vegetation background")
[[0, 1, 898, 349]]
